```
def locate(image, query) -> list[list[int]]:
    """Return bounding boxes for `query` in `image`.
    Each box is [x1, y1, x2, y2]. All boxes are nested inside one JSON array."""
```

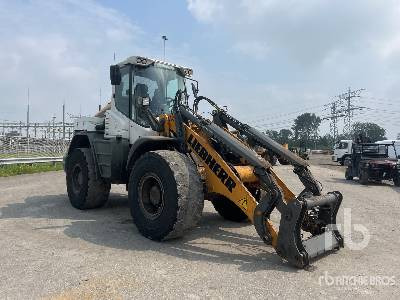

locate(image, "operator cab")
[[111, 56, 191, 129]]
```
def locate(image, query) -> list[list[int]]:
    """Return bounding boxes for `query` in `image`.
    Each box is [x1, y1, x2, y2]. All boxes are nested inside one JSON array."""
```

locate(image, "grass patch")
[[0, 162, 63, 177]]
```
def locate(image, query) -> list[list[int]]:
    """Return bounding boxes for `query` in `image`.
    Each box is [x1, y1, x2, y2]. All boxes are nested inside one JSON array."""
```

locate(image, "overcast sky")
[[1, 0, 399, 138]]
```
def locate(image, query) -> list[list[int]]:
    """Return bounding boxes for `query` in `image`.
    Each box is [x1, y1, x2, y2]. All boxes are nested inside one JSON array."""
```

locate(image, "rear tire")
[[128, 150, 204, 241], [211, 194, 248, 222], [359, 169, 369, 185], [66, 148, 111, 209], [393, 175, 400, 187], [345, 167, 353, 180]]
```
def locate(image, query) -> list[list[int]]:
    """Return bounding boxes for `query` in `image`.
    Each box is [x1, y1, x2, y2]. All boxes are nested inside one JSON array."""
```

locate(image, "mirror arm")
[[184, 76, 199, 98]]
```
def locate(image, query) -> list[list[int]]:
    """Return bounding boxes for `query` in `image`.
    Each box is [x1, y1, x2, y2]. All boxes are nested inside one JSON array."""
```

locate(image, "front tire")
[[66, 148, 111, 209], [128, 150, 204, 241], [359, 169, 369, 185]]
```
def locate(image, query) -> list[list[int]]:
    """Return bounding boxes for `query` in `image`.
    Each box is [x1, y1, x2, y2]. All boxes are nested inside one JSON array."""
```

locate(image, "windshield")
[[133, 63, 186, 116], [358, 144, 388, 157], [336, 142, 348, 150]]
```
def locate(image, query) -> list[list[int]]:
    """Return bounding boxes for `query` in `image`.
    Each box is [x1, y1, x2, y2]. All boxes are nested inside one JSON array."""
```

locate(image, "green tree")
[[351, 122, 386, 142], [317, 134, 335, 150], [278, 129, 293, 144], [265, 130, 280, 141], [292, 113, 321, 148]]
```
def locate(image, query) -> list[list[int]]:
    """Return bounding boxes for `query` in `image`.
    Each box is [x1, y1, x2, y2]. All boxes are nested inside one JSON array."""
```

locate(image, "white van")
[[375, 140, 400, 159], [332, 140, 353, 165]]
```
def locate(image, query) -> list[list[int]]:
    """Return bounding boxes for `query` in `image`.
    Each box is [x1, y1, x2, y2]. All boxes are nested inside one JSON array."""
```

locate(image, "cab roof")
[[116, 56, 193, 77]]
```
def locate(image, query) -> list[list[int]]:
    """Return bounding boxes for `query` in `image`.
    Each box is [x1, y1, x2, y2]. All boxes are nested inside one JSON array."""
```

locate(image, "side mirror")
[[191, 82, 199, 98], [110, 65, 121, 85]]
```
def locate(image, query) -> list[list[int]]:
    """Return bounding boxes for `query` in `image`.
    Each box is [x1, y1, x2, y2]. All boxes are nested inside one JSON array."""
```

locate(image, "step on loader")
[[64, 56, 344, 268]]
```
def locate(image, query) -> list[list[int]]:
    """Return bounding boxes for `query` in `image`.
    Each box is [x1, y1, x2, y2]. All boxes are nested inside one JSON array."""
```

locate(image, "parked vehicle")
[[375, 140, 400, 159], [332, 140, 352, 165], [345, 142, 400, 186]]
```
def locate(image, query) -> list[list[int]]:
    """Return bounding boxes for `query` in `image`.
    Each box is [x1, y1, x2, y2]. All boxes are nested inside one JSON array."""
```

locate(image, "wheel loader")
[[64, 56, 344, 268]]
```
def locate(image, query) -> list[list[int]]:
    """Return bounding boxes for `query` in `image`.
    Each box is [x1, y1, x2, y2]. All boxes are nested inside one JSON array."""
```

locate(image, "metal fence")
[[0, 136, 70, 160]]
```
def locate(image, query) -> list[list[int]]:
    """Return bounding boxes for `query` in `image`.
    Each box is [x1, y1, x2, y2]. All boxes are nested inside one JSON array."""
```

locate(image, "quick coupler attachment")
[[276, 191, 343, 268]]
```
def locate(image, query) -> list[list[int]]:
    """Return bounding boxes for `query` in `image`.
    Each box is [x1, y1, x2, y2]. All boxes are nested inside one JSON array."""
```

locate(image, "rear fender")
[[64, 132, 100, 179], [64, 133, 92, 171]]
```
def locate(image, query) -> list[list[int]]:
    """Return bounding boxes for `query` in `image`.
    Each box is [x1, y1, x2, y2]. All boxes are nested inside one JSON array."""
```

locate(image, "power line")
[[323, 87, 365, 140], [249, 102, 334, 131], [358, 95, 400, 106], [243, 103, 328, 125]]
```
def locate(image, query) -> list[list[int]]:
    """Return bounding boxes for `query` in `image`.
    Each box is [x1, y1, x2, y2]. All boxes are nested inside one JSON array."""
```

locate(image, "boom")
[[160, 98, 344, 268]]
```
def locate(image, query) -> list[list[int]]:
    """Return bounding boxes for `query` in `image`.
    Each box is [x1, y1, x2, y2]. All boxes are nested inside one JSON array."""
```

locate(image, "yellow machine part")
[[186, 126, 257, 219], [233, 166, 258, 183], [160, 115, 301, 247], [161, 115, 284, 246], [158, 110, 343, 267]]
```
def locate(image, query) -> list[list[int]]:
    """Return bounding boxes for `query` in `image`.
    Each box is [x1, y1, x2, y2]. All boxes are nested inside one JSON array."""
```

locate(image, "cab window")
[[132, 72, 159, 127], [114, 66, 130, 118]]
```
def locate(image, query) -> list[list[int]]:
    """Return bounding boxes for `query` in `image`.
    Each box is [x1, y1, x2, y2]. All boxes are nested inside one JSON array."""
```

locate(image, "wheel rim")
[[138, 173, 165, 220], [72, 165, 83, 194]]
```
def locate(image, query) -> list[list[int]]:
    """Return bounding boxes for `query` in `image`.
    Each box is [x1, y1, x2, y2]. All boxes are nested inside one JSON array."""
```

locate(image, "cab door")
[[105, 65, 157, 143], [105, 65, 131, 140], [129, 66, 158, 143]]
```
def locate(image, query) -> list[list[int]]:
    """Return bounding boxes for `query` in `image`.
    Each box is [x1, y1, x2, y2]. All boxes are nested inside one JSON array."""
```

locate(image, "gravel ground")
[[0, 155, 399, 299]]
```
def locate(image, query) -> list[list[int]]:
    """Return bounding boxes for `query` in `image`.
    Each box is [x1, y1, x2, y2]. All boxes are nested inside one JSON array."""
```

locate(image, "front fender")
[[126, 136, 180, 174]]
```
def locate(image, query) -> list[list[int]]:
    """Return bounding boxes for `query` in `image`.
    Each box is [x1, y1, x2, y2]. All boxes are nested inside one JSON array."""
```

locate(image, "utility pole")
[[339, 87, 365, 137], [26, 88, 30, 153], [99, 88, 102, 111], [62, 102, 66, 140], [26, 88, 30, 138], [323, 87, 364, 143], [162, 35, 168, 60], [329, 101, 339, 142], [323, 101, 344, 143], [52, 116, 56, 140]]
